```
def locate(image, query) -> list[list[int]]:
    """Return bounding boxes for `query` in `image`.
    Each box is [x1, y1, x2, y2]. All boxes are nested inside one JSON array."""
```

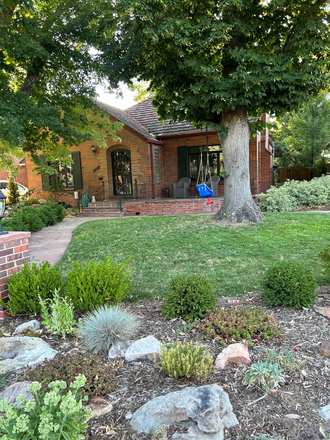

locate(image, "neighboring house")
[[24, 98, 273, 214], [0, 157, 28, 188]]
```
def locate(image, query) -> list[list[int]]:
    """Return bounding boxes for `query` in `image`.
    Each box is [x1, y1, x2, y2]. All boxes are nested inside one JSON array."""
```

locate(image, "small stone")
[[319, 401, 330, 420], [314, 307, 330, 322], [270, 312, 278, 326], [87, 397, 113, 419], [125, 336, 161, 363], [13, 320, 40, 335], [0, 381, 34, 408], [319, 340, 330, 357], [215, 343, 251, 370], [108, 341, 132, 359]]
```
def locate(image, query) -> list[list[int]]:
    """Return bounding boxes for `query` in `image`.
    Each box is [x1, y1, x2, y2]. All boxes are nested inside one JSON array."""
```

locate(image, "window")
[[40, 152, 82, 190], [154, 148, 160, 184], [188, 145, 223, 183]]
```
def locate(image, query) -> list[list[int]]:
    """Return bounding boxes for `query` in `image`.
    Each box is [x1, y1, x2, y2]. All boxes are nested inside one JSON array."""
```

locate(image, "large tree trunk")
[[215, 105, 265, 223]]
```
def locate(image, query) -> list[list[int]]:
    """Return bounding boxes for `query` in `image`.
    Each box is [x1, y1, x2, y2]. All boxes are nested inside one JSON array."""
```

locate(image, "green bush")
[[66, 256, 131, 312], [200, 307, 279, 346], [162, 274, 217, 322], [48, 202, 66, 222], [259, 174, 330, 212], [155, 339, 213, 380], [319, 244, 330, 274], [262, 261, 317, 309], [23, 353, 116, 400], [7, 173, 20, 205], [39, 203, 58, 226], [1, 261, 65, 315], [243, 361, 284, 393], [0, 374, 92, 440], [39, 291, 76, 337], [78, 305, 140, 354]]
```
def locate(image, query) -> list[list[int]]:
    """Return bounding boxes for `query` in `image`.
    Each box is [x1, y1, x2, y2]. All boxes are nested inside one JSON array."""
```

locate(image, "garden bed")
[[2, 289, 330, 440]]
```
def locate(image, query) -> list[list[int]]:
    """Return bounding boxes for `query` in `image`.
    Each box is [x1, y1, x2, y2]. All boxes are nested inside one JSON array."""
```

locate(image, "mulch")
[[2, 288, 330, 440]]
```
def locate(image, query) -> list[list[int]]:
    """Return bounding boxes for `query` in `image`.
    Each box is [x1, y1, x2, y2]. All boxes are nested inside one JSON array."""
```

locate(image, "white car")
[[0, 180, 29, 201]]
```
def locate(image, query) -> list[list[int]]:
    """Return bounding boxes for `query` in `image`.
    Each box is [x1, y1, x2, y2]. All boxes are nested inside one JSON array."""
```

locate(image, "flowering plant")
[[0, 374, 92, 440]]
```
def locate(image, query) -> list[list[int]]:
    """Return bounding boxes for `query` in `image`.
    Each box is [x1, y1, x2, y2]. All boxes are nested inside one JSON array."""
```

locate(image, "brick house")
[[0, 157, 28, 188], [24, 98, 273, 215]]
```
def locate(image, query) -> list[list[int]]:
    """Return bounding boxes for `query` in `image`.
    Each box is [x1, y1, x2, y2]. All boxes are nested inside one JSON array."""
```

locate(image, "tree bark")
[[20, 71, 40, 96], [215, 105, 265, 223]]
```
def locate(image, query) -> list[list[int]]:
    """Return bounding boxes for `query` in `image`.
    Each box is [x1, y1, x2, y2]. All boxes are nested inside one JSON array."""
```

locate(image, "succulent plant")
[[78, 305, 140, 354]]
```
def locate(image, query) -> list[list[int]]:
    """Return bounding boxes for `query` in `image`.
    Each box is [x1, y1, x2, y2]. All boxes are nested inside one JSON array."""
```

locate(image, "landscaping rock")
[[130, 384, 238, 439], [125, 336, 161, 362], [13, 320, 40, 335], [88, 397, 113, 419], [318, 401, 330, 420], [314, 307, 330, 323], [108, 341, 132, 359], [0, 337, 57, 374], [0, 381, 34, 408], [215, 343, 251, 370], [319, 340, 330, 357]]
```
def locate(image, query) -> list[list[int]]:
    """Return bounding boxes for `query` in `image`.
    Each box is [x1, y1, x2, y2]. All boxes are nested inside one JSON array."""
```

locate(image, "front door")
[[111, 149, 132, 196]]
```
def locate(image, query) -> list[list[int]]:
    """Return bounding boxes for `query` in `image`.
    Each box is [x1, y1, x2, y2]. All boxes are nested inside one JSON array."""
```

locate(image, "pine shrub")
[[319, 244, 330, 274], [23, 352, 116, 400], [162, 274, 217, 322], [262, 261, 317, 309], [200, 307, 279, 345], [78, 305, 140, 354], [1, 206, 45, 232], [6, 173, 20, 205], [155, 339, 213, 380], [66, 256, 131, 312], [1, 261, 65, 315]]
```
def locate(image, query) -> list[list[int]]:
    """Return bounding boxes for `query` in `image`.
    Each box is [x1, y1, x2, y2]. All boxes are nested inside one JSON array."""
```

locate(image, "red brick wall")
[[0, 231, 30, 319], [0, 164, 28, 188]]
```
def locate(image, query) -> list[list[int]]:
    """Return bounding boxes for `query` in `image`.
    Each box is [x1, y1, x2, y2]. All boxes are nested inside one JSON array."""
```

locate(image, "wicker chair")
[[173, 177, 191, 198], [206, 175, 220, 197]]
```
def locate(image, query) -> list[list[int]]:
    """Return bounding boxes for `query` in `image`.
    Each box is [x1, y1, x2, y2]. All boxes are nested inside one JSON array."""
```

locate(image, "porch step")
[[77, 211, 124, 218], [77, 204, 125, 218]]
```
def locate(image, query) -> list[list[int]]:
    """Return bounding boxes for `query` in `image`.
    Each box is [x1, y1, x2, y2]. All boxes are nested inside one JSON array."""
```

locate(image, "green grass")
[[56, 212, 330, 299]]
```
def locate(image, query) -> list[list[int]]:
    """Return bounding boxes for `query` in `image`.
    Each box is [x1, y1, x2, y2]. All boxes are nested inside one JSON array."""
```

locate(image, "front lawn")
[[56, 212, 330, 299]]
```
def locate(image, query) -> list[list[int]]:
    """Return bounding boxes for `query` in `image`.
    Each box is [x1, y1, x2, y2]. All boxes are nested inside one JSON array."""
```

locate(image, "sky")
[[96, 82, 137, 110]]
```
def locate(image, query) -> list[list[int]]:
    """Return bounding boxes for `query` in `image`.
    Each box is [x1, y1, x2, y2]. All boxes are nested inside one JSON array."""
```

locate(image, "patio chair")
[[206, 174, 220, 197], [173, 177, 191, 198]]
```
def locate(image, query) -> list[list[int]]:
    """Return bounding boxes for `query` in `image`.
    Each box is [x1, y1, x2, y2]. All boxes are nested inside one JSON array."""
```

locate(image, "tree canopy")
[[273, 94, 330, 175], [103, 0, 330, 222], [0, 0, 122, 172]]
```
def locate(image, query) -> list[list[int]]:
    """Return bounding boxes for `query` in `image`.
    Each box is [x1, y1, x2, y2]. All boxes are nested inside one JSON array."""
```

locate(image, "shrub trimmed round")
[[262, 261, 317, 309], [162, 274, 217, 322]]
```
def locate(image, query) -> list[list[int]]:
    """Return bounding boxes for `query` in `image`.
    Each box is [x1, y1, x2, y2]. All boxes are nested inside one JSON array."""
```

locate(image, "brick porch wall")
[[0, 231, 31, 319]]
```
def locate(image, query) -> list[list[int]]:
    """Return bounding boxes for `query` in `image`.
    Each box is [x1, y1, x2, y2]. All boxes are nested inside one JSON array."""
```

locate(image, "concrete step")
[[82, 207, 121, 213], [77, 211, 124, 218]]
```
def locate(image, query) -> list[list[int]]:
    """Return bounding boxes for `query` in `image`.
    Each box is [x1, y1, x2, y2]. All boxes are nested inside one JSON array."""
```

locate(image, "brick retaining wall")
[[125, 197, 223, 216], [0, 231, 31, 319]]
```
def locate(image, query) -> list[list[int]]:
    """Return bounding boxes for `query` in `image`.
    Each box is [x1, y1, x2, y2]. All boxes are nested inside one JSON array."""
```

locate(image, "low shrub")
[[78, 305, 140, 354], [243, 361, 284, 393], [258, 174, 330, 212], [0, 374, 92, 440], [48, 202, 66, 222], [39, 203, 58, 226], [66, 256, 131, 312], [155, 339, 213, 380], [39, 291, 76, 337], [200, 307, 279, 346], [266, 349, 302, 371], [319, 244, 330, 274], [162, 274, 217, 323], [1, 261, 64, 315], [23, 353, 116, 400], [262, 261, 317, 309]]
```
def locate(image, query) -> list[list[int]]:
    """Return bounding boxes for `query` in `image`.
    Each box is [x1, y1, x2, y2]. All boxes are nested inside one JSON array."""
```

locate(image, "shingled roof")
[[94, 100, 157, 141], [126, 98, 200, 138]]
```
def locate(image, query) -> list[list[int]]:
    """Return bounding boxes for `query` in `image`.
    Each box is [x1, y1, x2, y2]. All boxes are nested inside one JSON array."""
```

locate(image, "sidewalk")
[[29, 217, 107, 266]]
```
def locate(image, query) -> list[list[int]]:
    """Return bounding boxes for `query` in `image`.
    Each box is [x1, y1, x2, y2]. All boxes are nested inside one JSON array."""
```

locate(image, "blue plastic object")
[[196, 183, 214, 198]]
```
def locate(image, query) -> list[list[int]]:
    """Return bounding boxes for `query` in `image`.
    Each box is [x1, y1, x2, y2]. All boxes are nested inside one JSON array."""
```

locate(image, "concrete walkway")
[[29, 217, 108, 266]]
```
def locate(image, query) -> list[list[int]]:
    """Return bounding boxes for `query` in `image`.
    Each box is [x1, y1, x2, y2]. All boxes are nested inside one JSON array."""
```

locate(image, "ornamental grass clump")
[[243, 361, 284, 393], [66, 256, 131, 312], [162, 274, 217, 322], [262, 261, 317, 309], [200, 307, 279, 346], [0, 374, 92, 440], [155, 339, 213, 381], [78, 305, 140, 354]]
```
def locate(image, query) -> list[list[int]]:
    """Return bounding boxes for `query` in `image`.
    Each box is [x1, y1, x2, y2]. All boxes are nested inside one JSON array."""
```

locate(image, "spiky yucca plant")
[[78, 305, 140, 354]]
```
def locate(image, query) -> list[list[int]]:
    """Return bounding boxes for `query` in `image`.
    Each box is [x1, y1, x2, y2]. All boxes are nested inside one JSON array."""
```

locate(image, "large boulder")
[[13, 320, 40, 335], [130, 384, 238, 440], [125, 336, 161, 362], [0, 381, 34, 408], [0, 337, 57, 374]]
